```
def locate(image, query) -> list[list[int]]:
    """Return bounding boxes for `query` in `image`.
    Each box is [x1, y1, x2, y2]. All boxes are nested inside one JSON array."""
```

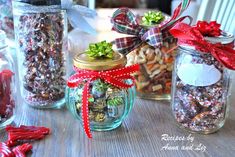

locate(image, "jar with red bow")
[[66, 41, 138, 138], [111, 0, 191, 100], [170, 21, 235, 134], [0, 30, 15, 129]]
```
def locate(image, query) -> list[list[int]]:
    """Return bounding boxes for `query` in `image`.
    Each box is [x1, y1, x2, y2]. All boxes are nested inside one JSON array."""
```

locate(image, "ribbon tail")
[[211, 47, 235, 70], [113, 37, 142, 55], [82, 81, 92, 138], [67, 9, 97, 35]]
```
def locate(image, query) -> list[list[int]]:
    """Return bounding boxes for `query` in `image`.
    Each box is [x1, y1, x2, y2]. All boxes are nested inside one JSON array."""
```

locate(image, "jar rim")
[[73, 52, 127, 71], [204, 31, 234, 44]]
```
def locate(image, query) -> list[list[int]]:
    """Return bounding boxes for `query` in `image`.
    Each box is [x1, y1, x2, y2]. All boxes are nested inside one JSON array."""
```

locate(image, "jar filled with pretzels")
[[170, 22, 235, 134]]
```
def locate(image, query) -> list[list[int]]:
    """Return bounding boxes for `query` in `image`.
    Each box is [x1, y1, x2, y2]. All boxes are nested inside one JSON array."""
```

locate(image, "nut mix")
[[127, 38, 177, 96], [16, 12, 66, 107]]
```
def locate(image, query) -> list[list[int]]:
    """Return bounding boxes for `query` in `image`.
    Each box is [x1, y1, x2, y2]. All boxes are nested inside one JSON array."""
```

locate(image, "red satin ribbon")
[[170, 23, 235, 70], [67, 64, 140, 138]]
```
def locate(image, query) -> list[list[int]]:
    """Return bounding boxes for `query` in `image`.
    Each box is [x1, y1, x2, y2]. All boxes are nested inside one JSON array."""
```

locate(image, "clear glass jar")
[[0, 30, 15, 129], [127, 36, 177, 100], [0, 0, 14, 38], [171, 33, 234, 134], [66, 52, 136, 131], [13, 0, 68, 108]]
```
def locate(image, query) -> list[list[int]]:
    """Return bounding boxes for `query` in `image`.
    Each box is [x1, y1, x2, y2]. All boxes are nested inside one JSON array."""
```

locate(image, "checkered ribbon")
[[111, 0, 191, 54]]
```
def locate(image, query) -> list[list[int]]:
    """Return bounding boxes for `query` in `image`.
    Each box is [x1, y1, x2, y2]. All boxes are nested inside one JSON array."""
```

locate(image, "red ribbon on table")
[[67, 64, 140, 138], [169, 22, 235, 70]]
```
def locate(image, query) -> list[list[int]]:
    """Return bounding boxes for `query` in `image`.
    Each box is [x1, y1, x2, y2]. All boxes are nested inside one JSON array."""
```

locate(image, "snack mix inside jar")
[[171, 22, 234, 134], [13, 0, 68, 108], [0, 30, 15, 129], [66, 41, 137, 133]]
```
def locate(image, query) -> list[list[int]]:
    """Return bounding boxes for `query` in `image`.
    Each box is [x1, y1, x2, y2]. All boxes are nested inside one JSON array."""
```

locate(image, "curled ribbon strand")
[[111, 0, 192, 54], [67, 64, 140, 138], [169, 23, 235, 70]]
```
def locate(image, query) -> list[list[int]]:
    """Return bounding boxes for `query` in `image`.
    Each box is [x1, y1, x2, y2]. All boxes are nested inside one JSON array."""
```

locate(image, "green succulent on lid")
[[142, 11, 165, 26], [86, 41, 114, 59]]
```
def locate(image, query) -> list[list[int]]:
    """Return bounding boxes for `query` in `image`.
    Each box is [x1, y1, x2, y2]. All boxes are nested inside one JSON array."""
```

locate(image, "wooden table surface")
[[1, 9, 235, 157]]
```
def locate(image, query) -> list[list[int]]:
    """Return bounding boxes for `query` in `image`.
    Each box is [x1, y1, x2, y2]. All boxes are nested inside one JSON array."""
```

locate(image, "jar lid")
[[73, 52, 127, 71], [179, 31, 234, 51], [15, 0, 61, 5], [204, 31, 234, 44], [0, 30, 7, 49]]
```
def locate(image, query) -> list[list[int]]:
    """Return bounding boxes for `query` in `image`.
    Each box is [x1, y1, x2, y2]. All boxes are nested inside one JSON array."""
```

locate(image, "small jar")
[[66, 52, 136, 131], [0, 0, 14, 38], [13, 0, 68, 108], [171, 32, 234, 134], [0, 30, 15, 129]]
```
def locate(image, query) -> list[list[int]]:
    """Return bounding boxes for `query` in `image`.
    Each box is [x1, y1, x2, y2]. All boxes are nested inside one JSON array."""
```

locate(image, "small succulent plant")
[[142, 11, 165, 26], [86, 41, 113, 59], [107, 97, 123, 106], [92, 79, 111, 98]]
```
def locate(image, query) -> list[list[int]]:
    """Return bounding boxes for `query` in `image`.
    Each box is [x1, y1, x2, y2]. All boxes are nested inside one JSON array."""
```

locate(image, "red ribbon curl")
[[170, 23, 235, 70], [67, 64, 140, 138]]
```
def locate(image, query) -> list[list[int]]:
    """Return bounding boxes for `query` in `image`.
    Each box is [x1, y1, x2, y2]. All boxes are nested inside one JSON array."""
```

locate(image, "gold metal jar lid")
[[73, 52, 127, 71]]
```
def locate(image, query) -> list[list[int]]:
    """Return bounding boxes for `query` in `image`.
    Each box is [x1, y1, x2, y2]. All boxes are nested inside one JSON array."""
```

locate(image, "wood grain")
[[1, 9, 235, 157]]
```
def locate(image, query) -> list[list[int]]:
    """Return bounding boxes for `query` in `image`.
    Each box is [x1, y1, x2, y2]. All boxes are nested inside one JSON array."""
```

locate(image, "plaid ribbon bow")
[[111, 0, 191, 54]]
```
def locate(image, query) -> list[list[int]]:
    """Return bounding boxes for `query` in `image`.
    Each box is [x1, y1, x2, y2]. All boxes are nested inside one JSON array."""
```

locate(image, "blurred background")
[[74, 0, 234, 35]]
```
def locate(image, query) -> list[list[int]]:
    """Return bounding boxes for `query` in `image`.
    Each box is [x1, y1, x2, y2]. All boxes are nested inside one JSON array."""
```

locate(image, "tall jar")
[[0, 30, 15, 129], [171, 32, 234, 134], [13, 0, 68, 108], [66, 51, 136, 131], [111, 8, 188, 100]]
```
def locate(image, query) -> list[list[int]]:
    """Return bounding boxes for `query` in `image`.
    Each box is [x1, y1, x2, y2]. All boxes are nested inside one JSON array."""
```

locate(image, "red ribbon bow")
[[170, 23, 235, 70], [195, 21, 221, 37], [67, 64, 140, 138]]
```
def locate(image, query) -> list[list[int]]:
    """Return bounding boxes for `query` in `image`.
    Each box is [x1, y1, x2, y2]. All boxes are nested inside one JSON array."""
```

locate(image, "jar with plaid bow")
[[111, 0, 191, 100]]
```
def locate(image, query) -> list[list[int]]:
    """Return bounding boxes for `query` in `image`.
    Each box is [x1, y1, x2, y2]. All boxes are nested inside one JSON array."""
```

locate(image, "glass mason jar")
[[171, 33, 234, 134], [66, 52, 136, 131], [0, 30, 15, 129], [0, 0, 14, 38], [13, 0, 68, 108], [127, 35, 177, 100]]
